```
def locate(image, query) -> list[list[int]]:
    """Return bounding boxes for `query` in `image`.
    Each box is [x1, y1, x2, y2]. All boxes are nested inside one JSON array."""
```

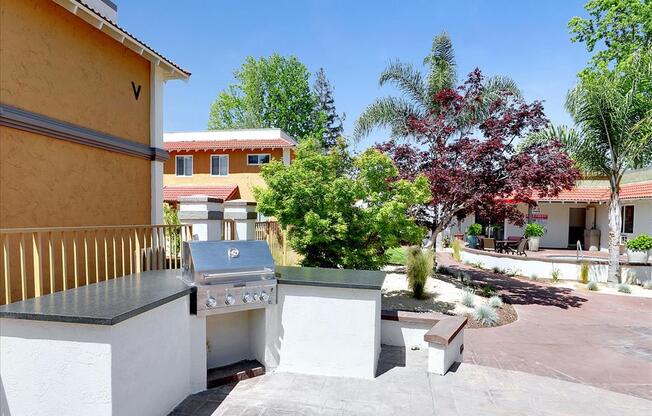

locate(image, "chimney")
[[83, 0, 118, 23]]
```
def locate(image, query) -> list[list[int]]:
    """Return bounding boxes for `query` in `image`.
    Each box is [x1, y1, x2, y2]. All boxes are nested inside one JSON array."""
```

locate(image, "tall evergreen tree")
[[313, 68, 344, 149]]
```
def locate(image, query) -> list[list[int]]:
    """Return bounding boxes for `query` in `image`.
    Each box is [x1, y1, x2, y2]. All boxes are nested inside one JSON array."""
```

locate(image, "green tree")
[[569, 0, 652, 68], [254, 138, 431, 270], [527, 49, 652, 282], [313, 68, 344, 149], [354, 31, 521, 140], [208, 54, 323, 140]]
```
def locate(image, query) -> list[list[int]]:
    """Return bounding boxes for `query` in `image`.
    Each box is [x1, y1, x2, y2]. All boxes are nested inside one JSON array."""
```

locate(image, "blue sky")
[[119, 1, 591, 151]]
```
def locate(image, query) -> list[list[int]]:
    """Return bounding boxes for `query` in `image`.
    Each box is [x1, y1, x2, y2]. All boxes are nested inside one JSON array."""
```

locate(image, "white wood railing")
[[0, 224, 193, 305]]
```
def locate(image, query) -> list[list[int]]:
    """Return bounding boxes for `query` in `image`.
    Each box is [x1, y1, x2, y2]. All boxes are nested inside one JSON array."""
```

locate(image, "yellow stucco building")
[[163, 129, 297, 203], [0, 0, 190, 228]]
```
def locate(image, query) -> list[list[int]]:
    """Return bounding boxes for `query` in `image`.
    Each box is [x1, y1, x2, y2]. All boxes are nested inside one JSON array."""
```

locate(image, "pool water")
[[546, 256, 606, 262]]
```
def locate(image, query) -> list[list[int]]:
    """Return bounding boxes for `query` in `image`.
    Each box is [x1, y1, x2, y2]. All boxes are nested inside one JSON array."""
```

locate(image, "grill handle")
[[201, 267, 274, 280]]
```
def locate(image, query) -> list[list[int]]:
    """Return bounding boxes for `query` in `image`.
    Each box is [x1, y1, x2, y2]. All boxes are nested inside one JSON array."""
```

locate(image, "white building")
[[454, 168, 652, 251]]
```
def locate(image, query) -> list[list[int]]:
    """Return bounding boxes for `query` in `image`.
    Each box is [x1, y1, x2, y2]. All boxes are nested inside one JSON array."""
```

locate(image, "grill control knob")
[[206, 296, 217, 308], [260, 291, 269, 302], [225, 294, 235, 306], [253, 292, 260, 302], [243, 292, 253, 303]]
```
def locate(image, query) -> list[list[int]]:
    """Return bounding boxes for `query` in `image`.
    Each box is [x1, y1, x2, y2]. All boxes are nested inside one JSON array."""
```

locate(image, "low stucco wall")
[[380, 319, 431, 349], [461, 250, 651, 284], [0, 296, 193, 416], [272, 284, 381, 379]]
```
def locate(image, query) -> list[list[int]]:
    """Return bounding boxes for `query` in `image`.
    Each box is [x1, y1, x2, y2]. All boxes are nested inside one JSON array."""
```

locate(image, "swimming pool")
[[546, 256, 607, 262]]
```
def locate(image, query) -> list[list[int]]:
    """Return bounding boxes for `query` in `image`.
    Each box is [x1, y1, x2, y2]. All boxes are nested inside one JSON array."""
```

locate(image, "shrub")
[[626, 234, 652, 252], [488, 295, 503, 308], [617, 284, 631, 294], [505, 268, 520, 277], [524, 223, 545, 238], [442, 234, 451, 248], [473, 304, 498, 326], [406, 247, 434, 299], [470, 261, 484, 269], [451, 238, 462, 262], [530, 274, 539, 281], [387, 246, 407, 265], [467, 223, 483, 236], [481, 285, 495, 297], [461, 288, 475, 307], [492, 266, 505, 274], [579, 261, 589, 284], [586, 281, 599, 291], [643, 281, 652, 290], [551, 268, 560, 283]]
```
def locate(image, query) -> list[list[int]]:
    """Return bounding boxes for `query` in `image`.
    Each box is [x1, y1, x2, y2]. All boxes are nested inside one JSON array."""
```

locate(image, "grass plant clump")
[[461, 287, 475, 307], [481, 284, 496, 297], [643, 281, 652, 290], [473, 304, 498, 326], [579, 261, 590, 284], [492, 266, 505, 274], [551, 269, 560, 283], [617, 284, 631, 294], [406, 246, 434, 299], [586, 281, 599, 291], [470, 261, 485, 270], [451, 238, 462, 262], [488, 295, 503, 308]]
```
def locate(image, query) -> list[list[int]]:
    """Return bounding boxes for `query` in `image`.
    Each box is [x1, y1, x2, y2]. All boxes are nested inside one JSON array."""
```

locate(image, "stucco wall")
[[0, 0, 151, 144], [273, 284, 381, 379], [0, 296, 193, 416], [0, 0, 154, 228], [504, 203, 593, 248], [0, 127, 150, 227]]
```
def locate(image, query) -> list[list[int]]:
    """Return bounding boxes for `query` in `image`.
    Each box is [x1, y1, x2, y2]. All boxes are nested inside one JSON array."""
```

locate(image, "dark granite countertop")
[[276, 266, 386, 290], [0, 270, 194, 325]]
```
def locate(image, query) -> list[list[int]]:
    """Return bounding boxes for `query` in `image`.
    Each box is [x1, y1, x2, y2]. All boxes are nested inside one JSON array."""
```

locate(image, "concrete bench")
[[380, 310, 467, 375]]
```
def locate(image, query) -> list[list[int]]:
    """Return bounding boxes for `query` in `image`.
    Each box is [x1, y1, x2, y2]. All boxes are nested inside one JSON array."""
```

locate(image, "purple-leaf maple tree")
[[377, 69, 580, 237]]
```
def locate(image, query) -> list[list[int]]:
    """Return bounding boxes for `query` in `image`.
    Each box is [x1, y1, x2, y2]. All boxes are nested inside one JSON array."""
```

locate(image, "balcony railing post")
[[32, 232, 44, 297], [3, 234, 11, 304]]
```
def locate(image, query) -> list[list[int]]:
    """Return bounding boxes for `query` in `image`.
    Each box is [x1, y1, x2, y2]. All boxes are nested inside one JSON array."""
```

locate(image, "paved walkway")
[[439, 253, 652, 400], [170, 347, 652, 416]]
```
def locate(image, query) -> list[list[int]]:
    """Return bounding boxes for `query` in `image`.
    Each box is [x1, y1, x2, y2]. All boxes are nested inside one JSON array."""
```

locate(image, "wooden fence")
[[0, 224, 193, 305], [255, 221, 300, 266]]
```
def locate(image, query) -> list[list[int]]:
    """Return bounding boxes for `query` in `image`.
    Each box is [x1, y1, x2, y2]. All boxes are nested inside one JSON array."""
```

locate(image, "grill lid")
[[183, 240, 275, 281]]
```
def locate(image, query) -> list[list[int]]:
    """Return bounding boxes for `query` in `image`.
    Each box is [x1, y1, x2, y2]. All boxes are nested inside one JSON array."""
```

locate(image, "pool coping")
[[462, 247, 650, 266]]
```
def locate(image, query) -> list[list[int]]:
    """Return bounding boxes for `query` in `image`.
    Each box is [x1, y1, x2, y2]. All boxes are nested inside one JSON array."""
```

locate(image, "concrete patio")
[[169, 345, 651, 416]]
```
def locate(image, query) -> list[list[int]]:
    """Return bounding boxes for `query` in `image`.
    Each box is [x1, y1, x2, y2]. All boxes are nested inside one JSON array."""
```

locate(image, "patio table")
[[496, 240, 518, 253]]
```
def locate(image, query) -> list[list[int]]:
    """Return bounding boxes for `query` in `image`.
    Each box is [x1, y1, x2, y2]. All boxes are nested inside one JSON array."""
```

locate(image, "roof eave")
[[53, 0, 190, 81]]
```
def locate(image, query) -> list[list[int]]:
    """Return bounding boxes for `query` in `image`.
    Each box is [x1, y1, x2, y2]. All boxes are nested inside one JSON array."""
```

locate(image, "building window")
[[176, 155, 193, 177], [621, 205, 634, 233], [211, 155, 229, 176], [247, 154, 271, 165]]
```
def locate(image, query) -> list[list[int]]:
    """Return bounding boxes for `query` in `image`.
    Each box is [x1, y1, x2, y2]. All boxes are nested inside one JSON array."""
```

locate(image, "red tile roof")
[[620, 180, 652, 200], [163, 185, 240, 202], [535, 181, 652, 202], [165, 138, 296, 152]]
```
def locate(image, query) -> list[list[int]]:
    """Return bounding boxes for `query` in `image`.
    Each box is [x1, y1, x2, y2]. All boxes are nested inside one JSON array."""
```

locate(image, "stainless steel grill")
[[182, 240, 277, 315]]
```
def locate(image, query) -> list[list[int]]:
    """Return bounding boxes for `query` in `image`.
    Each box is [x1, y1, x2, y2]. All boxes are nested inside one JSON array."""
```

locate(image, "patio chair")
[[483, 238, 496, 252], [515, 238, 528, 256]]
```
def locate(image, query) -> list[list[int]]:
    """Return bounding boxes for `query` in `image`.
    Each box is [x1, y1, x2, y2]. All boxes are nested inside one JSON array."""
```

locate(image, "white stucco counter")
[[0, 270, 203, 416], [267, 266, 386, 379]]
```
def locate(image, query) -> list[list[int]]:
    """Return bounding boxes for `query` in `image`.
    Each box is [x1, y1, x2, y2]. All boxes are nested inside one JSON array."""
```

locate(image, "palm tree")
[[527, 49, 652, 282], [354, 31, 521, 140]]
